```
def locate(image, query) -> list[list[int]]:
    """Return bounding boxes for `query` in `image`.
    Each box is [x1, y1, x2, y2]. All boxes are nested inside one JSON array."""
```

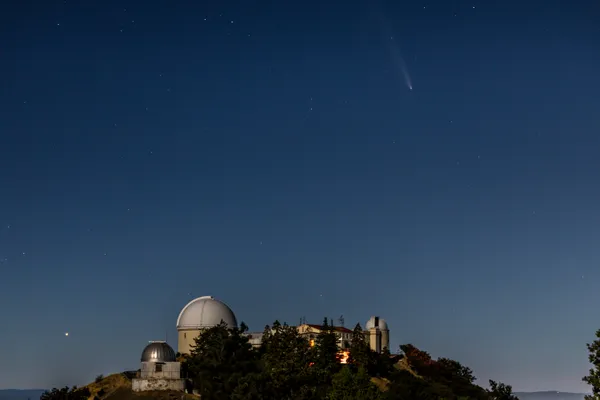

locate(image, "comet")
[[375, 8, 414, 92]]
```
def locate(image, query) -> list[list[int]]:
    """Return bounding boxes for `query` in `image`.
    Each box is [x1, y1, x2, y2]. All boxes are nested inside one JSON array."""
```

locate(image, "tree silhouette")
[[184, 321, 258, 400], [328, 366, 382, 400], [258, 320, 315, 399], [347, 323, 371, 371], [583, 328, 600, 400], [488, 380, 519, 400], [175, 318, 520, 400], [40, 386, 90, 400]]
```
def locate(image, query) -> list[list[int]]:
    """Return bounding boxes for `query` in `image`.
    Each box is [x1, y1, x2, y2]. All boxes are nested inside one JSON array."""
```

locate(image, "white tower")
[[365, 316, 390, 353]]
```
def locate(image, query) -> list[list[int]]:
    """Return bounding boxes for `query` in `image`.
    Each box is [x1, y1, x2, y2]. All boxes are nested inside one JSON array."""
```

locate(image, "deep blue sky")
[[1, 0, 599, 393]]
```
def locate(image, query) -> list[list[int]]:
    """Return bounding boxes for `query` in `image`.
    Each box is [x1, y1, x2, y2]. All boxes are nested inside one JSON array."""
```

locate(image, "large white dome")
[[365, 316, 388, 330], [176, 296, 237, 330]]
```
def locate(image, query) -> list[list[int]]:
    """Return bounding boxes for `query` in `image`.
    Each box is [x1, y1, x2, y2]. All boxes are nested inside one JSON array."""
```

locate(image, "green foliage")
[[313, 318, 342, 376], [40, 386, 91, 400], [185, 321, 259, 400], [347, 323, 371, 370], [181, 320, 517, 400], [386, 369, 445, 400], [327, 366, 382, 400], [95, 374, 104, 383], [258, 320, 316, 399], [583, 329, 600, 400]]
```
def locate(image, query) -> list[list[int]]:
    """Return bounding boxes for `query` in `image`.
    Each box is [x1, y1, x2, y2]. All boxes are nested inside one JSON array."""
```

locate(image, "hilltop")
[[37, 321, 524, 399], [80, 373, 195, 400], [514, 392, 586, 400]]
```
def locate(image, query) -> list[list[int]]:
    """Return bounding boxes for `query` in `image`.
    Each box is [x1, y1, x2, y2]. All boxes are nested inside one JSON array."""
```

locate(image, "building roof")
[[141, 341, 176, 362], [176, 295, 238, 330], [303, 324, 353, 334]]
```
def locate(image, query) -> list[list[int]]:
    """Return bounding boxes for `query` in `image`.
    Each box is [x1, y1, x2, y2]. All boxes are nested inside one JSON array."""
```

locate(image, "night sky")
[[1, 0, 599, 393]]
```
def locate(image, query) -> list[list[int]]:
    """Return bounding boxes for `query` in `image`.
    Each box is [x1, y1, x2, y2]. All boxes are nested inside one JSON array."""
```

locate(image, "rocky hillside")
[[81, 373, 196, 400]]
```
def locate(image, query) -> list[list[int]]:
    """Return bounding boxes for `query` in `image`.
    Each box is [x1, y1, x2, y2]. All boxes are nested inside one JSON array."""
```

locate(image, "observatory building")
[[365, 316, 390, 353], [176, 295, 391, 356], [132, 341, 185, 392], [176, 295, 238, 355], [130, 296, 391, 393]]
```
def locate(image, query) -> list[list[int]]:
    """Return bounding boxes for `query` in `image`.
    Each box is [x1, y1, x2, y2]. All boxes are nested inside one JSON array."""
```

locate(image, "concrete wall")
[[132, 378, 185, 392], [140, 361, 181, 379]]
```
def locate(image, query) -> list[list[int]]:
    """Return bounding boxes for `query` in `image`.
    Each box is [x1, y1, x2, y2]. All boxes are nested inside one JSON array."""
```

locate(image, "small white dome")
[[176, 296, 237, 330], [365, 316, 388, 330]]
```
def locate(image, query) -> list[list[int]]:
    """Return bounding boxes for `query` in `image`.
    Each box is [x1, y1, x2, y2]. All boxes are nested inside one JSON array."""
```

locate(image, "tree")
[[313, 318, 342, 375], [436, 358, 475, 384], [488, 380, 519, 400], [347, 323, 371, 370], [385, 369, 443, 400], [436, 358, 487, 399], [258, 320, 316, 399], [308, 318, 342, 398], [184, 321, 259, 400], [327, 366, 382, 400], [40, 386, 90, 400], [583, 329, 600, 400], [371, 347, 395, 378]]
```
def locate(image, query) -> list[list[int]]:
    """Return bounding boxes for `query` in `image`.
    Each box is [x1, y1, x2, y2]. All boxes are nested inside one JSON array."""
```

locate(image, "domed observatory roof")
[[365, 316, 388, 330], [141, 341, 176, 362], [176, 296, 237, 330]]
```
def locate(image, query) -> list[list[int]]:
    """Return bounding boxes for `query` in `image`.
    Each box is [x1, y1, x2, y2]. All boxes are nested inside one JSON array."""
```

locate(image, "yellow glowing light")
[[338, 351, 350, 364]]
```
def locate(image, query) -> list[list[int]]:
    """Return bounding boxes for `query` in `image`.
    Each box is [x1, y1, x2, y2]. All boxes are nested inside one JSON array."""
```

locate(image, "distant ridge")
[[514, 391, 586, 400], [0, 389, 45, 400]]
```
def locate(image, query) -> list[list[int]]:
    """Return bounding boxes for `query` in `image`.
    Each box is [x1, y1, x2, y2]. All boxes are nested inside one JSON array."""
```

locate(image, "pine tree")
[[259, 320, 315, 399], [308, 317, 342, 397], [313, 318, 341, 374], [347, 323, 371, 370], [583, 329, 600, 400], [184, 321, 258, 400]]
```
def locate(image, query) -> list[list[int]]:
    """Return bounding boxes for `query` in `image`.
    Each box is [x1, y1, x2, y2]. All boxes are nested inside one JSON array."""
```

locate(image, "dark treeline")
[[40, 318, 520, 400], [179, 319, 518, 400]]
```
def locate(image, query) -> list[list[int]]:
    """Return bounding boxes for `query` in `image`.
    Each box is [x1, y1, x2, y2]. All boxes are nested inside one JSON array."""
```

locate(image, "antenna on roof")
[[338, 315, 345, 327]]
